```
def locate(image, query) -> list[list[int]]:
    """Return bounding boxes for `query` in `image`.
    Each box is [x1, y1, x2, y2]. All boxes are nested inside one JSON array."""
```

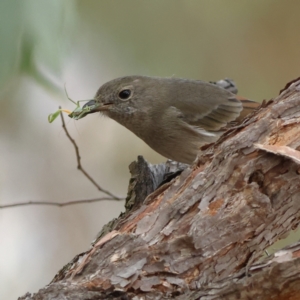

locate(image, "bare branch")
[[0, 197, 123, 209], [59, 107, 122, 200], [0, 108, 125, 210]]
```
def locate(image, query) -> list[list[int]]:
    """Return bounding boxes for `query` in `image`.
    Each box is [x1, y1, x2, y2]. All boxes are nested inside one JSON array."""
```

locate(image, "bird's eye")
[[118, 89, 131, 100]]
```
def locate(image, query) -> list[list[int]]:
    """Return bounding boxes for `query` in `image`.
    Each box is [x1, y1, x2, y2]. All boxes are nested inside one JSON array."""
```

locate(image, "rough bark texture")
[[20, 79, 300, 300]]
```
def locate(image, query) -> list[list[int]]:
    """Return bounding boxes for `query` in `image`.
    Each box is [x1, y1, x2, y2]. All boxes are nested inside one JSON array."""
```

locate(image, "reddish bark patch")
[[207, 198, 224, 215]]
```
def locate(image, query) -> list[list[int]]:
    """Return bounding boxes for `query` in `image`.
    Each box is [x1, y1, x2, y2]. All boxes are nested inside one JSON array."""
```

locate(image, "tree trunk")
[[20, 78, 300, 300]]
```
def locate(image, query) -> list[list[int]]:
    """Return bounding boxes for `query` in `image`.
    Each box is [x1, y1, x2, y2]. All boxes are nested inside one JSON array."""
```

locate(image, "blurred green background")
[[1, 1, 300, 298]]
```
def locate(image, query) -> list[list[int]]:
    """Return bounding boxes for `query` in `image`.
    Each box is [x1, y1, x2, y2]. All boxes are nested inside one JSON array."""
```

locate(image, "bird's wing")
[[185, 97, 243, 131], [171, 86, 243, 131]]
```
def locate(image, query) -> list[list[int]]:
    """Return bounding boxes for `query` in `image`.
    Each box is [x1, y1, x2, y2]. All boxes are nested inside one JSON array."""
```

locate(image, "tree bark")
[[20, 78, 300, 300]]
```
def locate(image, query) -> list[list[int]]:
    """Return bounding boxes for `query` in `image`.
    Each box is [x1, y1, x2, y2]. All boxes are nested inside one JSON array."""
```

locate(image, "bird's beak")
[[68, 100, 113, 120]]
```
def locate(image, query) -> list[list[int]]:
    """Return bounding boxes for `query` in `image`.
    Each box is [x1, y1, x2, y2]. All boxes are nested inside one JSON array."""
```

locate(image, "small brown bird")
[[71, 76, 259, 164]]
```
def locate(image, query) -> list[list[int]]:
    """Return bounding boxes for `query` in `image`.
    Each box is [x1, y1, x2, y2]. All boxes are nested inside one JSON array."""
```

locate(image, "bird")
[[70, 76, 259, 164]]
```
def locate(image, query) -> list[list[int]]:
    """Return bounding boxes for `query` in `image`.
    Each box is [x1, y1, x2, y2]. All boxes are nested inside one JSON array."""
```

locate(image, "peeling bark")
[[20, 79, 300, 300]]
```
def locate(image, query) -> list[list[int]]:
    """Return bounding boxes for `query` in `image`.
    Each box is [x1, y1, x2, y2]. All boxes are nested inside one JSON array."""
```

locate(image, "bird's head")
[[69, 76, 163, 121]]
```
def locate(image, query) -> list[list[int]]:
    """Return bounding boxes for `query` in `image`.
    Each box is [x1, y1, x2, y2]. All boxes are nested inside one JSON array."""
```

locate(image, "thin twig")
[[0, 197, 121, 209], [0, 108, 124, 210], [59, 107, 122, 200]]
